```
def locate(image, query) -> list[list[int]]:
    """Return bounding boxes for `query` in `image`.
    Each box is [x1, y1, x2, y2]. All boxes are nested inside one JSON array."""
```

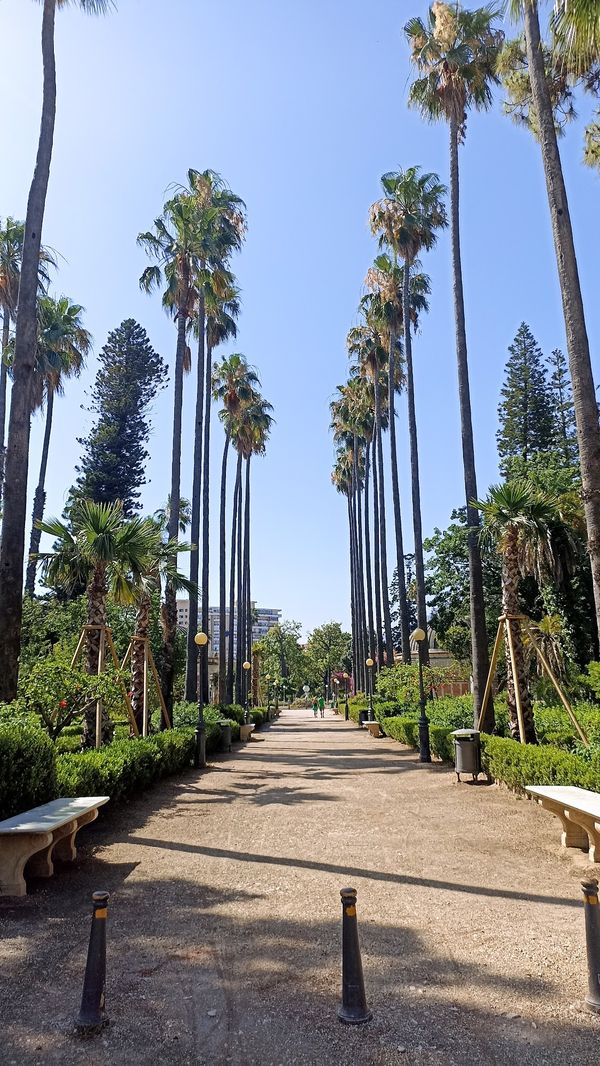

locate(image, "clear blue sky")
[[2, 0, 599, 635]]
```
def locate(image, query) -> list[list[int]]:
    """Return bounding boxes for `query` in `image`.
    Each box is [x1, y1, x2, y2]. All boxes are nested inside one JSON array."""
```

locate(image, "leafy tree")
[[70, 319, 167, 518], [255, 621, 310, 695], [0, 0, 113, 703], [547, 347, 579, 465], [497, 322, 554, 475], [304, 622, 352, 698], [390, 557, 418, 653]]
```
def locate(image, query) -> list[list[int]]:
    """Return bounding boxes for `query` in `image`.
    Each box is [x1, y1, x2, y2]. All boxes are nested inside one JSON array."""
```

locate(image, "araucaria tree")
[[405, 2, 503, 724], [0, 0, 113, 702], [496, 322, 554, 476], [69, 320, 167, 516]]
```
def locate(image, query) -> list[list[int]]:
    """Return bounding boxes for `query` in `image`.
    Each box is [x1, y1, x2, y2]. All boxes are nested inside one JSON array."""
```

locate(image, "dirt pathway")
[[2, 708, 600, 1065]]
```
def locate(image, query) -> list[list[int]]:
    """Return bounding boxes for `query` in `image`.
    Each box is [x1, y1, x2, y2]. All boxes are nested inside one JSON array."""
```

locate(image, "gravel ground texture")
[[1, 707, 600, 1066]]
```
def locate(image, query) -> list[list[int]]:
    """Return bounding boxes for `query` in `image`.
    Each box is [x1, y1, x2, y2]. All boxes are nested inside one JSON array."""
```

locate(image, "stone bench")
[[366, 722, 382, 738], [526, 785, 600, 863], [240, 724, 255, 742], [0, 795, 109, 897]]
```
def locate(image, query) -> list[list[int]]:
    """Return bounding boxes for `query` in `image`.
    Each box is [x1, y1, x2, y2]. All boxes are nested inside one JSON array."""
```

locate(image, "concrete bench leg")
[[27, 819, 78, 879], [0, 832, 53, 897], [537, 799, 589, 850], [565, 810, 600, 864], [54, 808, 99, 863]]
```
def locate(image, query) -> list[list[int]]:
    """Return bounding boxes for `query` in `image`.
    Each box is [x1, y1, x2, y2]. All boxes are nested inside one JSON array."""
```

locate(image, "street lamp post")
[[343, 672, 349, 721], [333, 677, 339, 710], [243, 660, 251, 723], [265, 673, 271, 713], [194, 631, 209, 768], [412, 628, 431, 763], [366, 657, 374, 721]]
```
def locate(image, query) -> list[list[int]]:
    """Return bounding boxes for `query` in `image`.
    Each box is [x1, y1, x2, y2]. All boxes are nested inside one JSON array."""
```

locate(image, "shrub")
[[381, 715, 454, 762], [56, 727, 196, 802], [250, 708, 265, 729], [480, 734, 600, 793], [0, 723, 57, 819]]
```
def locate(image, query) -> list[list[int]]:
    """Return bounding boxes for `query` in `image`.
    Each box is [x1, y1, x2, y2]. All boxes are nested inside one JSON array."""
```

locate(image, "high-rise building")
[[176, 600, 281, 656]]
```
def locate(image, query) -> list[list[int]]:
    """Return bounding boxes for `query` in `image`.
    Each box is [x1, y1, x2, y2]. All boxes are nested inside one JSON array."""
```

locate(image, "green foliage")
[[583, 662, 600, 700], [0, 723, 57, 819], [381, 715, 454, 762], [304, 621, 352, 688], [17, 657, 124, 740], [55, 728, 196, 802], [480, 734, 600, 792], [497, 323, 555, 477], [69, 320, 168, 517]]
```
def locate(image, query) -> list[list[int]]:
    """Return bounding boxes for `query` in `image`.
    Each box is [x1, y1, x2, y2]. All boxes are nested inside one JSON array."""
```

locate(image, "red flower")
[[59, 699, 68, 709]]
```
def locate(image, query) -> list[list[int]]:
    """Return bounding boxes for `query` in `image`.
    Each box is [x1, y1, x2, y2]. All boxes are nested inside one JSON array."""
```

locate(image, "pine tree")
[[69, 320, 167, 516], [547, 347, 579, 466], [496, 322, 554, 476]]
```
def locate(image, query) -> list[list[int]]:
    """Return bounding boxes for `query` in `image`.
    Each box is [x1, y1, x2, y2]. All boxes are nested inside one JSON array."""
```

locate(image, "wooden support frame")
[[71, 625, 139, 746], [478, 613, 589, 746], [120, 636, 171, 733]]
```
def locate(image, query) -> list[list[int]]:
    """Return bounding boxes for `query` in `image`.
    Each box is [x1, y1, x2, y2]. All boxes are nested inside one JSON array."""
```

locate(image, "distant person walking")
[[313, 698, 318, 718], [318, 695, 325, 719]]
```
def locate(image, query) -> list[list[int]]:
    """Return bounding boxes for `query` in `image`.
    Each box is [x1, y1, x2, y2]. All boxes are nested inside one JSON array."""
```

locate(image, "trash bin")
[[451, 729, 480, 782], [358, 711, 369, 728], [218, 721, 232, 753]]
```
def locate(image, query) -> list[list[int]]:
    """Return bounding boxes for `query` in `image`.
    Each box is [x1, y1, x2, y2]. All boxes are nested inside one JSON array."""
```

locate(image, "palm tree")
[[370, 167, 447, 666], [36, 499, 155, 745], [180, 169, 246, 702], [476, 480, 564, 743], [25, 295, 90, 596], [406, 4, 503, 725], [0, 1, 113, 702], [508, 0, 600, 645], [552, 0, 600, 56]]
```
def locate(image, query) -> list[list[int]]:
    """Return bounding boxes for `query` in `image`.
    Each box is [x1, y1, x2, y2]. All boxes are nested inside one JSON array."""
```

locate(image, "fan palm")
[[0, 0, 113, 702], [508, 0, 600, 646], [406, 3, 503, 724], [25, 296, 90, 596], [370, 167, 447, 665], [476, 480, 564, 743]]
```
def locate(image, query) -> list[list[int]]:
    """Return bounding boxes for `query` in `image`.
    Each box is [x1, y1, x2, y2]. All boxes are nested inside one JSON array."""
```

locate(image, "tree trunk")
[[363, 439, 376, 661], [218, 432, 230, 703], [160, 302, 187, 717], [388, 330, 411, 662], [524, 0, 600, 642], [82, 562, 113, 748], [353, 441, 368, 682], [349, 488, 364, 692], [348, 495, 358, 691], [185, 294, 205, 700], [244, 456, 252, 696], [403, 262, 429, 665], [449, 116, 493, 729], [0, 307, 10, 509], [0, 0, 56, 701], [374, 378, 394, 666], [227, 452, 242, 704], [371, 434, 385, 667], [502, 529, 536, 744], [131, 594, 151, 734], [200, 342, 213, 703], [25, 388, 54, 596], [235, 465, 244, 704]]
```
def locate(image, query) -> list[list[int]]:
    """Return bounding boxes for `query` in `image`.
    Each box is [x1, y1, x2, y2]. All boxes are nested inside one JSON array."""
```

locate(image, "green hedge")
[[480, 734, 600, 793], [381, 715, 454, 762], [0, 724, 57, 819]]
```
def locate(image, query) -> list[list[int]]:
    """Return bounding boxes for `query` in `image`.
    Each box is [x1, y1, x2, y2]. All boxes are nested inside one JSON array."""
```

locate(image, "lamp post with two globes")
[[194, 631, 209, 768]]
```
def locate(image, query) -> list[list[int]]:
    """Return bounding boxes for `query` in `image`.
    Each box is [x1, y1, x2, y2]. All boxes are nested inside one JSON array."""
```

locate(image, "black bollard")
[[76, 891, 110, 1034], [338, 887, 372, 1025], [581, 879, 600, 1014]]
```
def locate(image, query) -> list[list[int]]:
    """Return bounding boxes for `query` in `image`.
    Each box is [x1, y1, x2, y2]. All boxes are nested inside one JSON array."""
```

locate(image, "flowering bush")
[[18, 658, 124, 741]]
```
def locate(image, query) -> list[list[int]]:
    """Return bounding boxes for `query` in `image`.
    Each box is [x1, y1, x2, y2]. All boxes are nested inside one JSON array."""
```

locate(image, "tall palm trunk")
[[349, 485, 365, 692], [227, 452, 242, 703], [0, 0, 56, 701], [403, 263, 429, 665], [200, 341, 213, 703], [235, 469, 244, 704], [353, 442, 368, 680], [185, 294, 205, 700], [218, 431, 230, 702], [388, 331, 411, 662], [374, 377, 394, 665], [523, 1, 600, 641], [347, 496, 358, 689], [25, 387, 55, 596], [371, 436, 384, 667], [502, 529, 536, 744], [83, 562, 113, 748], [243, 456, 252, 704], [363, 439, 376, 660], [131, 594, 151, 735], [161, 303, 188, 717], [449, 116, 492, 728], [0, 307, 10, 507]]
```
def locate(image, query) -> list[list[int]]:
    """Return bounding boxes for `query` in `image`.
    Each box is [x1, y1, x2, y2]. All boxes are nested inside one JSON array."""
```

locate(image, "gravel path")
[[2, 707, 600, 1065]]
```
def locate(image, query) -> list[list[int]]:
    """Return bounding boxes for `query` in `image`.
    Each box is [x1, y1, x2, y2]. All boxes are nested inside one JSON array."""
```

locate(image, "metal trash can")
[[358, 710, 369, 728], [451, 729, 481, 782], [218, 721, 232, 753]]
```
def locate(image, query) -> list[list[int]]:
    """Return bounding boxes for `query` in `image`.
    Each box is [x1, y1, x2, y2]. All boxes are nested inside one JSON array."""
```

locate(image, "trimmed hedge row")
[[381, 715, 455, 762], [0, 724, 57, 819], [56, 728, 197, 802], [480, 734, 600, 793]]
